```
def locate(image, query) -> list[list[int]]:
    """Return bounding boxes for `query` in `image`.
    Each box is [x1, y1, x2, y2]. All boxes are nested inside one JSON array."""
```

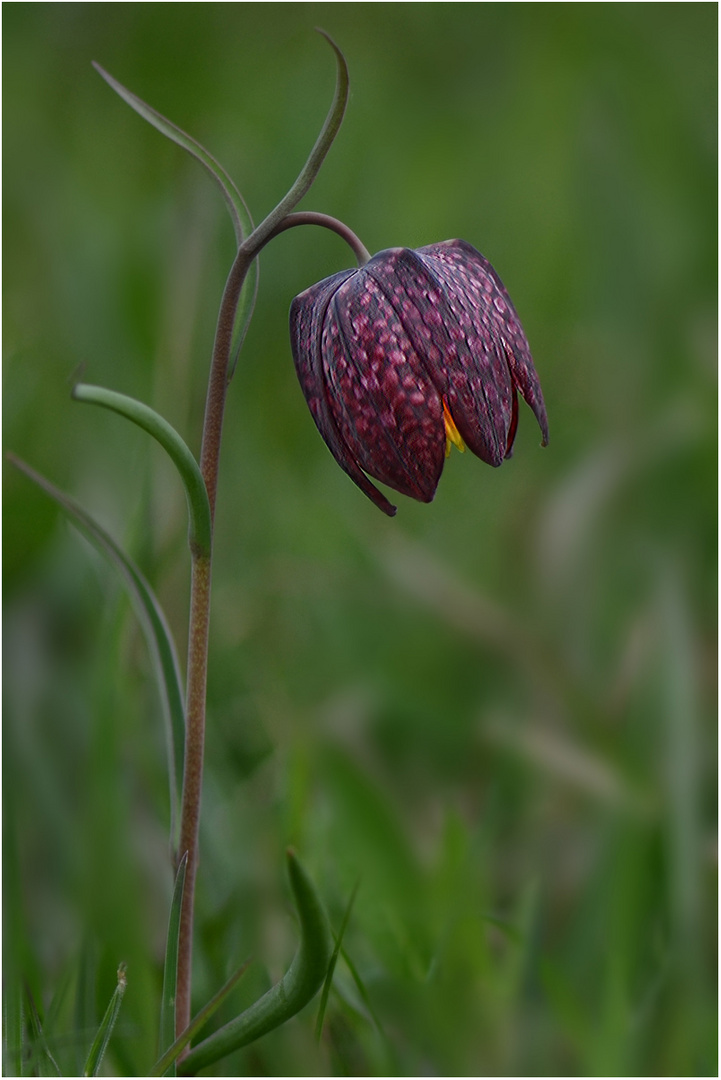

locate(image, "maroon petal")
[[505, 385, 519, 457], [420, 240, 549, 447], [364, 247, 513, 467], [324, 271, 445, 502], [289, 238, 548, 516], [290, 272, 398, 516]]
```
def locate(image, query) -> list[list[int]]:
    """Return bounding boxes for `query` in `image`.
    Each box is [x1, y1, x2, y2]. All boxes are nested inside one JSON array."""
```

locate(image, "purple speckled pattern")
[[289, 239, 548, 516]]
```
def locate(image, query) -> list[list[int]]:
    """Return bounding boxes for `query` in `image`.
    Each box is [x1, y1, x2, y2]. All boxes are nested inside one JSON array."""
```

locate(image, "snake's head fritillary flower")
[[290, 239, 548, 516]]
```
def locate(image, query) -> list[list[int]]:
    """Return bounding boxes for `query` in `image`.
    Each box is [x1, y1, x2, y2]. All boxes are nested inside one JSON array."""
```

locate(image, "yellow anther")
[[443, 398, 466, 457]]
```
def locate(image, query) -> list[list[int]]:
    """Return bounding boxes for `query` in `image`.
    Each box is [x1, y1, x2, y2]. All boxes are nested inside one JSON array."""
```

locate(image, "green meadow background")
[[3, 3, 716, 1075]]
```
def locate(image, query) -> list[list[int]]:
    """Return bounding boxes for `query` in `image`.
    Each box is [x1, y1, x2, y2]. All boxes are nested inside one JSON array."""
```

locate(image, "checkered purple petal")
[[323, 268, 445, 502], [364, 246, 513, 466], [290, 270, 398, 516], [418, 240, 549, 449]]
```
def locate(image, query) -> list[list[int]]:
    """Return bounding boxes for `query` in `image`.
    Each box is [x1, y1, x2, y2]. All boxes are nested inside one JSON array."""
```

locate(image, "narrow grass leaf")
[[91, 62, 257, 382], [83, 963, 127, 1077], [338, 946, 387, 1039], [7, 454, 185, 850], [25, 989, 61, 1078], [71, 384, 212, 559], [157, 854, 188, 1075], [42, 964, 77, 1076], [2, 982, 24, 1077], [150, 959, 250, 1077], [73, 940, 97, 1076], [315, 878, 360, 1040], [179, 850, 332, 1074]]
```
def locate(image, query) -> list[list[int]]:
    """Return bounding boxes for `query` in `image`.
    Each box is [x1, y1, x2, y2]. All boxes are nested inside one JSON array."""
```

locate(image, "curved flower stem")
[[175, 209, 370, 1050], [266, 211, 371, 267], [175, 32, 353, 1053]]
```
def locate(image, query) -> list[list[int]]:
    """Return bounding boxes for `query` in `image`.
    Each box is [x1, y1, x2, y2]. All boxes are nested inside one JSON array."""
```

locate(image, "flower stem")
[[174, 553, 210, 1046], [175, 245, 254, 1047], [173, 192, 373, 1040], [174, 202, 367, 1051], [174, 202, 369, 1048], [266, 211, 371, 267]]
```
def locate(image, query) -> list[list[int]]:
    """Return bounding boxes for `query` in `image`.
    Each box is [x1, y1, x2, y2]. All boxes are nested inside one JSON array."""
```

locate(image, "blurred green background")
[[3, 3, 716, 1075]]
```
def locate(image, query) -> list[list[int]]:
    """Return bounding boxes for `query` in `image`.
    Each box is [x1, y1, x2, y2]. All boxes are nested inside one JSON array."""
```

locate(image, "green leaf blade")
[[92, 64, 258, 380], [315, 878, 360, 1040], [179, 851, 332, 1074], [71, 384, 212, 559], [92, 62, 253, 248], [7, 454, 186, 849]]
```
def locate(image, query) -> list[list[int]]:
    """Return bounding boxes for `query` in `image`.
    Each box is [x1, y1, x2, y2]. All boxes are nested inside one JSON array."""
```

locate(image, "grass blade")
[[179, 850, 332, 1074], [7, 453, 186, 851], [83, 963, 127, 1077], [2, 981, 24, 1077], [157, 854, 188, 1075], [338, 946, 387, 1039], [73, 940, 97, 1076], [150, 959, 250, 1077], [315, 878, 360, 1040], [71, 384, 212, 559], [25, 989, 61, 1077]]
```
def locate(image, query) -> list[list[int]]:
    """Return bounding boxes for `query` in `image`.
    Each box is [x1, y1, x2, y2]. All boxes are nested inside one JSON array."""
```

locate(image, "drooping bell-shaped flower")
[[290, 238, 548, 516]]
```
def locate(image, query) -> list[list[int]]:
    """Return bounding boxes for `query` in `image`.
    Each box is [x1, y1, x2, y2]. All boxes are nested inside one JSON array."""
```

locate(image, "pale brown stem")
[[174, 553, 210, 1043], [175, 247, 253, 1049], [173, 208, 369, 1051]]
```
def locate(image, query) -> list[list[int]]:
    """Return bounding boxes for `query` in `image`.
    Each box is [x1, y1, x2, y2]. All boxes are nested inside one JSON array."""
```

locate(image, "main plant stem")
[[175, 247, 253, 1045], [174, 210, 368, 1048]]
